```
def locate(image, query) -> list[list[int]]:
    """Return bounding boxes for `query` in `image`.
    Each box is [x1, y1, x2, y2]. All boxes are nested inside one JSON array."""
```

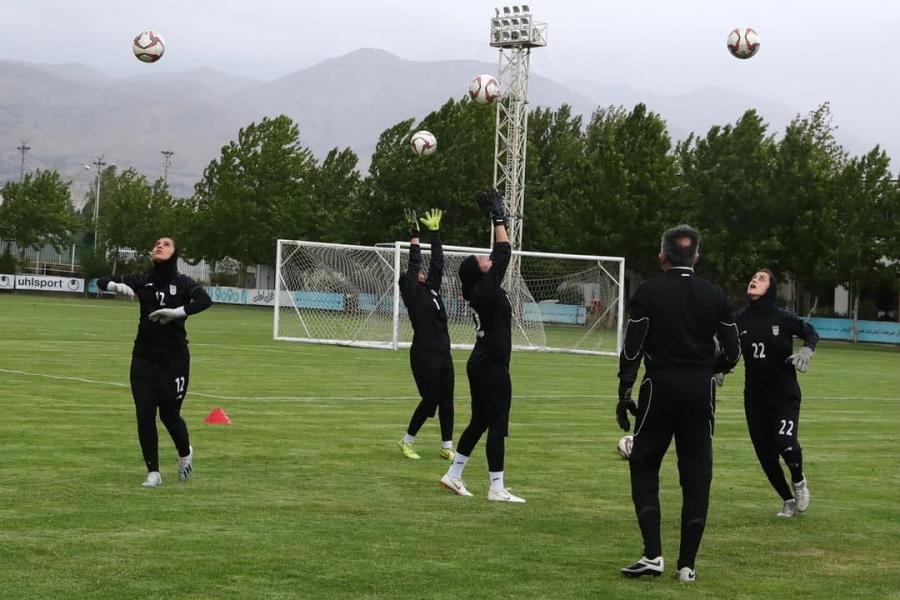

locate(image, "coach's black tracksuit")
[[618, 266, 741, 570], [736, 292, 819, 500], [457, 241, 512, 471], [398, 231, 454, 442], [98, 256, 211, 473]]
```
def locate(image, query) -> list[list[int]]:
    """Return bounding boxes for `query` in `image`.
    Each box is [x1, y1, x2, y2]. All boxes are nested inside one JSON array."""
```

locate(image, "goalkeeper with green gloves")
[[397, 208, 456, 461], [730, 268, 819, 518]]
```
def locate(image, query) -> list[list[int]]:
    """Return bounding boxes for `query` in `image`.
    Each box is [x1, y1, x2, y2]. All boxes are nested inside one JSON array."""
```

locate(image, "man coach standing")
[[616, 225, 741, 583]]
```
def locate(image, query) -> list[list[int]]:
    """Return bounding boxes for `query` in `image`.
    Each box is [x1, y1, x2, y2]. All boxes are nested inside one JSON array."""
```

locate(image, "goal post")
[[275, 239, 625, 356]]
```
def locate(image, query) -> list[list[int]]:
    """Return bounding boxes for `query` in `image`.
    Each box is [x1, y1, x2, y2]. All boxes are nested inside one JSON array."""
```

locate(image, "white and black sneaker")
[[178, 446, 193, 481], [621, 556, 664, 578], [777, 498, 797, 518], [141, 471, 162, 488], [676, 567, 696, 583], [793, 478, 810, 512]]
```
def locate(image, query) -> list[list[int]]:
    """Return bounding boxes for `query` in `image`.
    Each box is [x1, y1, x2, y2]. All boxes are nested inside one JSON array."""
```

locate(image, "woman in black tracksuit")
[[735, 269, 818, 517], [440, 189, 524, 503], [397, 209, 455, 461], [98, 236, 212, 487]]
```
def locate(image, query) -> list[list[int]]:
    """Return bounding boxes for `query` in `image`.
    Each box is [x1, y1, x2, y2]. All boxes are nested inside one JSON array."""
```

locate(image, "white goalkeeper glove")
[[713, 373, 725, 388], [107, 282, 135, 299], [149, 306, 187, 324], [786, 347, 814, 373]]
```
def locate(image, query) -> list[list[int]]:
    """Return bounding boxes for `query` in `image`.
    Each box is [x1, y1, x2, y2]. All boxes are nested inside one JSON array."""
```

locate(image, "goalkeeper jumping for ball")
[[97, 236, 212, 488], [440, 188, 524, 503], [397, 208, 456, 461], [725, 269, 819, 518]]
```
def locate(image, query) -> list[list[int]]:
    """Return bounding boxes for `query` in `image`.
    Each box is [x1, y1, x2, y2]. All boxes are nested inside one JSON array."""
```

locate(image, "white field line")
[[1, 367, 897, 403]]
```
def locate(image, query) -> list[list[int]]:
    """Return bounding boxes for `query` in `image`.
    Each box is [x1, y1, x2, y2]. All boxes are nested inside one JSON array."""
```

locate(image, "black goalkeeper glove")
[[616, 383, 638, 432], [404, 208, 420, 238], [475, 188, 507, 226]]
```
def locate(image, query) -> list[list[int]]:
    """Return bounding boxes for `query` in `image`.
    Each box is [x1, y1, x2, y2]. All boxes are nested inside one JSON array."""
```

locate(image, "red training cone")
[[204, 407, 231, 425]]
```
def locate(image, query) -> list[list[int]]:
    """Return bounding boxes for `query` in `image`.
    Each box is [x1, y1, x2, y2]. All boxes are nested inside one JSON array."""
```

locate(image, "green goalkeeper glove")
[[403, 208, 420, 238], [419, 208, 442, 231]]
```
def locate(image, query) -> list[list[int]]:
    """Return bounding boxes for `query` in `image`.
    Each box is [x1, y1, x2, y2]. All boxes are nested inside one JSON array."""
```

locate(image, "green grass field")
[[1, 293, 898, 599]]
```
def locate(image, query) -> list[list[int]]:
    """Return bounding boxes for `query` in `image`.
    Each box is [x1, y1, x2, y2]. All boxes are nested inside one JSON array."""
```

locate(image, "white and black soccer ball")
[[133, 30, 166, 63], [726, 27, 760, 60], [468, 74, 501, 104], [410, 130, 437, 157], [617, 435, 634, 460]]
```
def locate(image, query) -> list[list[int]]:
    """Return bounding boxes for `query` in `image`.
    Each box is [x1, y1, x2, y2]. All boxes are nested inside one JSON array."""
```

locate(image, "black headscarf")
[[149, 240, 179, 285], [746, 268, 778, 316], [458, 255, 483, 301]]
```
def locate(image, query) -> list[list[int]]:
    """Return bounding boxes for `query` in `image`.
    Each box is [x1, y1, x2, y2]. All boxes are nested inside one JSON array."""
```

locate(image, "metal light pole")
[[161, 150, 174, 185], [489, 5, 547, 258], [16, 141, 31, 181], [90, 156, 108, 250]]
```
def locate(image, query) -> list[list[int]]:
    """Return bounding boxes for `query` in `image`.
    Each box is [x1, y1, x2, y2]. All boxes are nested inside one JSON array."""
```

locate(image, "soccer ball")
[[133, 30, 166, 63], [410, 130, 437, 157], [468, 74, 501, 104], [617, 435, 633, 460], [726, 27, 760, 59]]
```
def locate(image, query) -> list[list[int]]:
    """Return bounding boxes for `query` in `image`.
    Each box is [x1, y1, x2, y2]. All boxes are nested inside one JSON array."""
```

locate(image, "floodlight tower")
[[489, 5, 547, 257]]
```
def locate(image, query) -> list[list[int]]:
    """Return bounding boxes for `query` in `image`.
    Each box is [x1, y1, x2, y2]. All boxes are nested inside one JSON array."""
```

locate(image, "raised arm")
[[399, 208, 422, 303], [418, 209, 444, 291]]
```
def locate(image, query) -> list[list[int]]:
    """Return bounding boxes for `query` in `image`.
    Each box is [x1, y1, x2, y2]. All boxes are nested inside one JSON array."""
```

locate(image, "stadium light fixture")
[[491, 5, 546, 48]]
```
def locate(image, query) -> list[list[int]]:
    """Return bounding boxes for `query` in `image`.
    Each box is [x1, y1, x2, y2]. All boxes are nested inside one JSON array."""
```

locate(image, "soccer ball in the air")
[[468, 74, 501, 104], [410, 130, 437, 157], [133, 30, 166, 63], [726, 28, 760, 59], [617, 435, 633, 460]]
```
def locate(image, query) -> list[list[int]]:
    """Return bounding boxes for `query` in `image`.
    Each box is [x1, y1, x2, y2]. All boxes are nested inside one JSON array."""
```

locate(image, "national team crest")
[[170, 285, 177, 295], [771, 325, 780, 336]]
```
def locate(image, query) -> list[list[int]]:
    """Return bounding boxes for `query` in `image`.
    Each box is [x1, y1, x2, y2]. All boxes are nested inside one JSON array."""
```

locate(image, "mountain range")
[[0, 48, 878, 203]]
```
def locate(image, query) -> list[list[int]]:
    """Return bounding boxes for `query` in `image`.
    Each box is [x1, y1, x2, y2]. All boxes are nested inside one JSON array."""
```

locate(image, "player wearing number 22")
[[97, 237, 212, 488], [735, 269, 818, 518]]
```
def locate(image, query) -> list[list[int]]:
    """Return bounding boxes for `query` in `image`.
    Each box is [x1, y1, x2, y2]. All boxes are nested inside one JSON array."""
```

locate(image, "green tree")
[[827, 147, 900, 339], [581, 104, 680, 278], [769, 103, 847, 310], [288, 147, 362, 244], [100, 168, 179, 272], [675, 109, 777, 293], [523, 105, 589, 254], [0, 169, 79, 263], [359, 98, 496, 247], [191, 115, 316, 276]]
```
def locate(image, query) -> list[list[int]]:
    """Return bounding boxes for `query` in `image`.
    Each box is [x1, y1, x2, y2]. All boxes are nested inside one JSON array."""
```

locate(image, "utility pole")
[[91, 155, 107, 250], [16, 141, 31, 181], [161, 150, 174, 185]]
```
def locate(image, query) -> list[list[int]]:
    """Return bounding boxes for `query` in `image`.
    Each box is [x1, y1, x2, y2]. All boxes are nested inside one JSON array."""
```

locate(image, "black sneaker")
[[621, 556, 664, 577]]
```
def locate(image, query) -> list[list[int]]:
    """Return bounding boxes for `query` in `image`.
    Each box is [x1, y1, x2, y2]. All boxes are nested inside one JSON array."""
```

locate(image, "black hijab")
[[746, 268, 778, 316], [149, 239, 179, 285]]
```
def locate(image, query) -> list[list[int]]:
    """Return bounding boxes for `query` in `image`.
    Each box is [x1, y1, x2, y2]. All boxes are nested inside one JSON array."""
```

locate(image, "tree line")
[[1, 100, 898, 320]]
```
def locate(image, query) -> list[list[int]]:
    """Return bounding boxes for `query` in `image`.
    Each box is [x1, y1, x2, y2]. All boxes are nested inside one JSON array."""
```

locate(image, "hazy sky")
[[2, 0, 899, 155]]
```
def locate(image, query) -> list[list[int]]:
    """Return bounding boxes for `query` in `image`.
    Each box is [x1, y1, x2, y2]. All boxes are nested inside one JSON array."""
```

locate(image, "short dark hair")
[[660, 225, 700, 267]]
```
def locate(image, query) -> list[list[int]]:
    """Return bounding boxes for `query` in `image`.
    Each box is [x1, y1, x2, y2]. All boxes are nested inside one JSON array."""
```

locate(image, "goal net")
[[274, 239, 624, 356]]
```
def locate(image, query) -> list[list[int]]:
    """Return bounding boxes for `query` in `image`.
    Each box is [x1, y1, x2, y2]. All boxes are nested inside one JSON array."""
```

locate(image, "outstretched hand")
[[419, 208, 442, 231], [475, 188, 506, 225], [786, 347, 814, 373], [404, 208, 420, 237], [107, 282, 135, 299]]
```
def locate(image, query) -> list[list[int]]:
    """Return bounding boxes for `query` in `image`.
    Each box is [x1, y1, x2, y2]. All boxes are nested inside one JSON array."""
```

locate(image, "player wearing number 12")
[[97, 237, 212, 488], [734, 269, 819, 518]]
